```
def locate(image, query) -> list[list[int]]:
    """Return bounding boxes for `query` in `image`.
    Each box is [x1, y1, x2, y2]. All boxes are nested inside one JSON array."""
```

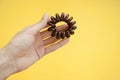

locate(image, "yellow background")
[[0, 0, 120, 80]]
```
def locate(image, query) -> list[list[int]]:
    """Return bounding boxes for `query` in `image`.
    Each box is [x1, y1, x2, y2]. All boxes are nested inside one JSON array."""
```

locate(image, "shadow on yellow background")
[[0, 0, 120, 80]]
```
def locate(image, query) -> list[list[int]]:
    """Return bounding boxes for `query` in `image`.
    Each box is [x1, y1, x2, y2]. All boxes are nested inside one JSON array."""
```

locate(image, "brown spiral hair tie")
[[47, 13, 77, 39]]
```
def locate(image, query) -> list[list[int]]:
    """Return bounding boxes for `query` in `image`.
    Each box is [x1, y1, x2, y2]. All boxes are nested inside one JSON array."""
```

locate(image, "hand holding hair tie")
[[0, 13, 69, 80]]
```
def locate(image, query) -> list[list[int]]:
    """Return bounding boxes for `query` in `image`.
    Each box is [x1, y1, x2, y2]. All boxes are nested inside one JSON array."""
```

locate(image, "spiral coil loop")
[[48, 13, 77, 39]]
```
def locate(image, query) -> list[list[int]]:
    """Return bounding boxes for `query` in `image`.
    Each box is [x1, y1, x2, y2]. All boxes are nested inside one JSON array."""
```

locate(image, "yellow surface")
[[0, 0, 120, 80]]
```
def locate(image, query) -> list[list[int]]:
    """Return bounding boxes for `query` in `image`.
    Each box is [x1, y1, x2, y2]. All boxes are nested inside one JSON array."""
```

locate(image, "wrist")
[[0, 47, 17, 80]]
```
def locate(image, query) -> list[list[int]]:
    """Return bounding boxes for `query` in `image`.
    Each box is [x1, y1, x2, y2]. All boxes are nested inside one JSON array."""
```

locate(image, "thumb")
[[25, 13, 49, 35]]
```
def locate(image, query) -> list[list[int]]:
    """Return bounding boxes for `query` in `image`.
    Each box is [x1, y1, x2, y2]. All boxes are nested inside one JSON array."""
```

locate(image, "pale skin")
[[0, 13, 69, 80]]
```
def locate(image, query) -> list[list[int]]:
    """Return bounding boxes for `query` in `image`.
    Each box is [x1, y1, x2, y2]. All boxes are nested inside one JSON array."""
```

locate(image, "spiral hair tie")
[[47, 13, 77, 39]]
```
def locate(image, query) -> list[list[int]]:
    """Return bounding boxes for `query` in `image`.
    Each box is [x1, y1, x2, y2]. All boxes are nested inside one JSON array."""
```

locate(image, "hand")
[[0, 13, 69, 80]]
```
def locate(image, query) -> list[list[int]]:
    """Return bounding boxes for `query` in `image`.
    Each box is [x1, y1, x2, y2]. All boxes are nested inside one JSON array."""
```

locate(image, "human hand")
[[0, 13, 69, 80]]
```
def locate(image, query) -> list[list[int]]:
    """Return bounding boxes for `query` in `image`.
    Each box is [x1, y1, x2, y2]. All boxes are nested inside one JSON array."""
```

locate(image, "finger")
[[40, 18, 51, 30], [45, 38, 69, 53], [24, 13, 49, 35], [40, 24, 68, 39], [22, 19, 50, 33], [43, 37, 58, 46]]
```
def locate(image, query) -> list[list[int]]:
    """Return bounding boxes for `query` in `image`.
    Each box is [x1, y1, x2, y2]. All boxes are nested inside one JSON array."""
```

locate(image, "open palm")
[[5, 13, 69, 72]]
